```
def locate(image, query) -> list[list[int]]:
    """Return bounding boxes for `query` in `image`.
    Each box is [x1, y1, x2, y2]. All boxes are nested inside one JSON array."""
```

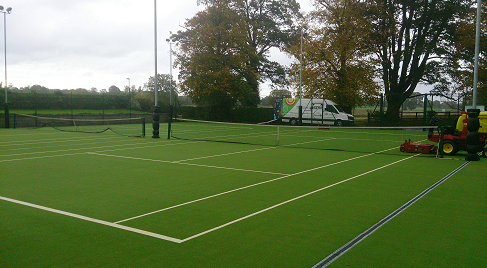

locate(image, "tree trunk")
[[384, 91, 404, 124]]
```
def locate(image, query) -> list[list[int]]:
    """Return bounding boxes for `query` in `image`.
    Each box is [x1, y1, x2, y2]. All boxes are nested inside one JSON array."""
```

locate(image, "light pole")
[[152, 0, 160, 138], [166, 38, 173, 115], [298, 26, 307, 126], [1, 6, 11, 128], [126, 78, 131, 118], [166, 38, 173, 139]]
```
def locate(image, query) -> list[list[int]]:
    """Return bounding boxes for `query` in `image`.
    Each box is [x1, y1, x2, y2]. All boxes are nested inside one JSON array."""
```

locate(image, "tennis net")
[[169, 118, 439, 155], [15, 114, 146, 137]]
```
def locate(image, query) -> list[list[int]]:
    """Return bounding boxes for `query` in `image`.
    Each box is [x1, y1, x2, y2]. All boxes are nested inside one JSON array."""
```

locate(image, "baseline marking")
[[0, 196, 183, 243], [1, 151, 418, 243]]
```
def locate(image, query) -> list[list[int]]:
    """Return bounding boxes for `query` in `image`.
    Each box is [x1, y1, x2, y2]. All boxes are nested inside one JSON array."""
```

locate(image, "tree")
[[143, 74, 178, 112], [291, 0, 380, 112], [108, 85, 121, 94], [430, 4, 487, 107], [260, 89, 292, 107], [173, 0, 302, 108], [369, 0, 473, 122], [402, 92, 423, 110], [173, 2, 259, 110]]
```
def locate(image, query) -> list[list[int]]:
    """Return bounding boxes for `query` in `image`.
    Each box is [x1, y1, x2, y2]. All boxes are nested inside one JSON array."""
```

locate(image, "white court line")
[[1, 149, 418, 243], [0, 135, 122, 146], [114, 147, 397, 224], [0, 139, 194, 160], [180, 154, 419, 242], [173, 146, 276, 162], [0, 196, 183, 243], [0, 152, 89, 163], [86, 152, 288, 176]]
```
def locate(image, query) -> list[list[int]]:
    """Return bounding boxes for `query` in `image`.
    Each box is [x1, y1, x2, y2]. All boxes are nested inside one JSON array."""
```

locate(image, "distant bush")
[[179, 105, 273, 123]]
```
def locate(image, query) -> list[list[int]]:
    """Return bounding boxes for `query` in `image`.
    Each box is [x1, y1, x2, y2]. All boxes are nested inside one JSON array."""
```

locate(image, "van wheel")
[[335, 120, 343, 126], [443, 140, 458, 155], [290, 118, 298, 126]]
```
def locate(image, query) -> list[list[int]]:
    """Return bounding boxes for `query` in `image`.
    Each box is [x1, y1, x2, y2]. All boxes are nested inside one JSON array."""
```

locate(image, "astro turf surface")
[[0, 125, 485, 267]]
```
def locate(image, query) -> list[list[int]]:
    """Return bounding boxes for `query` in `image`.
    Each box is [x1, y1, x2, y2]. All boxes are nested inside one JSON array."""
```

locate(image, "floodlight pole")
[[152, 0, 160, 138], [166, 38, 173, 113], [472, 0, 481, 109], [1, 6, 11, 128], [298, 26, 305, 126], [166, 38, 173, 139]]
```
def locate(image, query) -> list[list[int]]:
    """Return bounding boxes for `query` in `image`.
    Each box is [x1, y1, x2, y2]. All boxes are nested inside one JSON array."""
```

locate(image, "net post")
[[4, 103, 9, 128], [167, 104, 173, 139], [13, 112, 16, 128], [142, 117, 146, 137], [465, 109, 481, 161], [423, 94, 428, 126], [379, 94, 384, 125], [167, 115, 172, 139], [152, 105, 160, 138], [298, 105, 303, 126], [438, 126, 444, 158]]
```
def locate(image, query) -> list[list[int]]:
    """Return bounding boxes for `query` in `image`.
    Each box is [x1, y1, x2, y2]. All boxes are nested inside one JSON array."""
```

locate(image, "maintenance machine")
[[428, 111, 487, 157]]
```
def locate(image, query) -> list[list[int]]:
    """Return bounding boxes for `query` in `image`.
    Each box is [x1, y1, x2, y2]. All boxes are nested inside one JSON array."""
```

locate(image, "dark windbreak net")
[[15, 114, 146, 137], [169, 118, 439, 156]]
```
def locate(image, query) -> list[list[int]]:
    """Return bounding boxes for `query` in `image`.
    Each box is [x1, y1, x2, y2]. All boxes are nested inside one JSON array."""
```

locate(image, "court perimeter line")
[[0, 196, 183, 243], [1, 150, 418, 244], [179, 154, 419, 242], [312, 160, 471, 268], [114, 147, 397, 224]]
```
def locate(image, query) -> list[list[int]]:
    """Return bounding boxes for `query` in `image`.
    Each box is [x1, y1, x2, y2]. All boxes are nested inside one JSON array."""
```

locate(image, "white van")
[[275, 98, 354, 126]]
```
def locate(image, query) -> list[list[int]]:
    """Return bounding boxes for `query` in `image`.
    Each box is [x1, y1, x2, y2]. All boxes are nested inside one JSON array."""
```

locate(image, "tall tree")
[[146, 74, 178, 110], [369, 0, 473, 122], [173, 0, 302, 107], [292, 0, 380, 112], [173, 2, 258, 110], [431, 4, 487, 107]]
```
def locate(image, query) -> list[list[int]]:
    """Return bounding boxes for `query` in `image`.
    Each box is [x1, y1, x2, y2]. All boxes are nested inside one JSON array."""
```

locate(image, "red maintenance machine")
[[400, 139, 438, 154], [427, 111, 487, 157]]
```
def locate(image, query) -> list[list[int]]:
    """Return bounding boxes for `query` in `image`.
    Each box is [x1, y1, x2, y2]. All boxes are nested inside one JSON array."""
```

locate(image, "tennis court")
[[1, 122, 486, 267]]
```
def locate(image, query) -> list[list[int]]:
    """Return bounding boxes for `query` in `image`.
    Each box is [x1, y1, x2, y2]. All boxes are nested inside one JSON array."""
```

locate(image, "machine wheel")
[[290, 118, 298, 126], [442, 140, 458, 156]]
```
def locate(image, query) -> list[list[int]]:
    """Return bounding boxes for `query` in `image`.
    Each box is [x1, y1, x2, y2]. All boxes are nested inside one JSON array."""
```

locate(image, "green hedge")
[[1, 91, 131, 111], [179, 106, 274, 123]]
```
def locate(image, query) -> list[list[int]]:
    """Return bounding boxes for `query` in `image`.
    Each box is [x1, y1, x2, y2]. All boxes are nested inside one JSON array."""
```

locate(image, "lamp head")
[[6, 7, 12, 13], [0, 6, 4, 11]]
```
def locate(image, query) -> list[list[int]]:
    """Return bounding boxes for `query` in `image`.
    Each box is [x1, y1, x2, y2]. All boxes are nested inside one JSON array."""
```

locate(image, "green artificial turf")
[[0, 126, 484, 267]]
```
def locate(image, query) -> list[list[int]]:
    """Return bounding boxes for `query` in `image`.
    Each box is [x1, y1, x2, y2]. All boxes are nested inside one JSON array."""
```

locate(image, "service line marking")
[[114, 147, 397, 224], [86, 152, 288, 176], [1, 150, 417, 244], [0, 196, 183, 243]]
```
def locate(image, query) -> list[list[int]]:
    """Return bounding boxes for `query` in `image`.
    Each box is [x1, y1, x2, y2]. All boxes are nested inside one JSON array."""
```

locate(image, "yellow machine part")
[[479, 111, 487, 133], [456, 111, 487, 134], [456, 114, 467, 133]]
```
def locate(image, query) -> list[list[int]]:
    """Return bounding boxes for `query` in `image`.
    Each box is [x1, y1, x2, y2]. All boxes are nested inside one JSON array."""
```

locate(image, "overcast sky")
[[3, 0, 313, 96]]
